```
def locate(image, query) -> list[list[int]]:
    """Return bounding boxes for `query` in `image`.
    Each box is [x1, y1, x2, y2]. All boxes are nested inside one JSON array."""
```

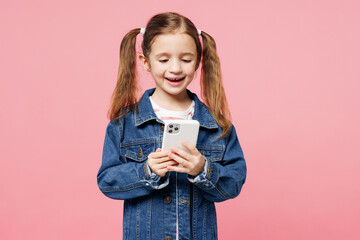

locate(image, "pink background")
[[1, 0, 359, 239]]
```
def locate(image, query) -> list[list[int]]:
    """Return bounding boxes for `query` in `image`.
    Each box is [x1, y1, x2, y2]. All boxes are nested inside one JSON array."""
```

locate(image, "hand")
[[148, 148, 178, 177], [167, 141, 205, 177]]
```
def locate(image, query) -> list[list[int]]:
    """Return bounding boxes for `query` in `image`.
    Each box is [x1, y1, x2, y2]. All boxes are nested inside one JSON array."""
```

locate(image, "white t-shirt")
[[149, 96, 195, 120]]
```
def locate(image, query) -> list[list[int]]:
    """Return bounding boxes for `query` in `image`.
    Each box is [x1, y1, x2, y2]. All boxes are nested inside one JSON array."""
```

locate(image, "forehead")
[[150, 33, 197, 57]]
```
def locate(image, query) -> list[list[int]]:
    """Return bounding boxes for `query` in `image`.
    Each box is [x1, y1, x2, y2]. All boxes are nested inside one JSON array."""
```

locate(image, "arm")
[[191, 125, 247, 202], [97, 121, 169, 200], [168, 125, 247, 202]]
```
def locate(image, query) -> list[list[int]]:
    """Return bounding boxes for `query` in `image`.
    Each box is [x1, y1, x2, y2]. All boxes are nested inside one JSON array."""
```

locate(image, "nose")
[[169, 59, 182, 73]]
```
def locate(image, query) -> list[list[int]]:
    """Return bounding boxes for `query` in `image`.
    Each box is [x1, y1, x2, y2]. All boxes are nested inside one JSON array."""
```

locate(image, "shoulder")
[[105, 119, 122, 136], [111, 103, 139, 125]]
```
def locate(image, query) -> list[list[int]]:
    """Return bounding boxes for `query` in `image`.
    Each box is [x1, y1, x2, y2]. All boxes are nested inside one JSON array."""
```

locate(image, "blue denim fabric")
[[97, 88, 247, 240]]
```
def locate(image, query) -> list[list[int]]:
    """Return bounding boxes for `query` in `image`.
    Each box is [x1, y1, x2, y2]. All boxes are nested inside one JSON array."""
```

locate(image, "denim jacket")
[[97, 88, 247, 240]]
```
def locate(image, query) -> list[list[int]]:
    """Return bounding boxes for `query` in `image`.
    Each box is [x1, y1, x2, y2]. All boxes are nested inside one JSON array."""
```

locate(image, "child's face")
[[140, 32, 198, 99]]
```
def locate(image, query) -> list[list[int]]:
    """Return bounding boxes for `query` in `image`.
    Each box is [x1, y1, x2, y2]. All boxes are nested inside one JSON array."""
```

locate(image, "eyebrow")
[[155, 52, 195, 57]]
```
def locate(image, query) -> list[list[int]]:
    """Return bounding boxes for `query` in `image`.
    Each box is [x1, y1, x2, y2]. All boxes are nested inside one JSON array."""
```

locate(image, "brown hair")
[[108, 12, 232, 138]]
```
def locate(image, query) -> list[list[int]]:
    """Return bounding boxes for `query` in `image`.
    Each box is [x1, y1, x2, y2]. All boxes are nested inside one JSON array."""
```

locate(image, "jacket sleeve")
[[187, 125, 247, 202], [97, 121, 169, 200]]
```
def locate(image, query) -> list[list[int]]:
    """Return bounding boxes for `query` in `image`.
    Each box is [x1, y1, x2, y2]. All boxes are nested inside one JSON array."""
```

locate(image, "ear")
[[139, 53, 151, 72]]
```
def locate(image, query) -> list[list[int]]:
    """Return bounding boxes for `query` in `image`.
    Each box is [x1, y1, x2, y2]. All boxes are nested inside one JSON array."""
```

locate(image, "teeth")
[[167, 77, 184, 81]]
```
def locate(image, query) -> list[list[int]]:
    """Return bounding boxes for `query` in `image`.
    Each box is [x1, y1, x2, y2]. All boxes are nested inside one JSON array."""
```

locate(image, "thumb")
[[156, 148, 162, 152]]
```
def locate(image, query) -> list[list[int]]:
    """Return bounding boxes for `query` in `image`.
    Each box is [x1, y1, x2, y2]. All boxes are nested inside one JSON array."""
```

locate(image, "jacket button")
[[160, 125, 164, 131], [164, 195, 172, 204], [137, 147, 143, 158], [165, 237, 172, 240]]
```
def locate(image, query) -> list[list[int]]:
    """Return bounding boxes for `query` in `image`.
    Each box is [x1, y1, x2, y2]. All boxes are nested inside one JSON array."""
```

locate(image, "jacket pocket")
[[122, 141, 156, 162], [197, 145, 225, 162]]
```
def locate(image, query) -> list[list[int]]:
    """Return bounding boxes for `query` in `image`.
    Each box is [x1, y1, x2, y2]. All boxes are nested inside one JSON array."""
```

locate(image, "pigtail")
[[108, 28, 141, 121], [200, 31, 232, 138]]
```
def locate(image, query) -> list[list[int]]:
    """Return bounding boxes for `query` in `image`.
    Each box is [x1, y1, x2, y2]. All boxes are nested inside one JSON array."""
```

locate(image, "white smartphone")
[[161, 120, 200, 154]]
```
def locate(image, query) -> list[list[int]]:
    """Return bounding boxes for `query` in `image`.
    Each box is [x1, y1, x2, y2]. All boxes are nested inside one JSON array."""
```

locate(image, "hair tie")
[[140, 27, 201, 36]]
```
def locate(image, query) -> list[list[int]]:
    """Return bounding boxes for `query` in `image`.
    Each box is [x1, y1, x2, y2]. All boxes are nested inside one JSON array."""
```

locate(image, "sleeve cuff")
[[137, 161, 169, 189], [187, 157, 219, 189]]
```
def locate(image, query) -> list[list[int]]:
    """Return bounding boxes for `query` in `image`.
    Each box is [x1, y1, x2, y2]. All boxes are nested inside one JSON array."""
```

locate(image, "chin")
[[165, 88, 187, 96]]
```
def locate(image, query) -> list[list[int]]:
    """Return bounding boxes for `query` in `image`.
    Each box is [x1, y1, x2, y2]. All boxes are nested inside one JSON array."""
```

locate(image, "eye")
[[159, 59, 168, 63], [182, 59, 192, 63]]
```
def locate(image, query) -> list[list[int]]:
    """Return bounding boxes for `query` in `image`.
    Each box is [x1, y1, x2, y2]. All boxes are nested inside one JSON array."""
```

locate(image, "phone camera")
[[168, 129, 173, 133], [169, 124, 173, 128], [174, 127, 179, 131]]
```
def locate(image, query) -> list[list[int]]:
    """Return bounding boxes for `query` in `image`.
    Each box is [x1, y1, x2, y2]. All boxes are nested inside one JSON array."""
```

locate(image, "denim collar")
[[135, 88, 218, 129]]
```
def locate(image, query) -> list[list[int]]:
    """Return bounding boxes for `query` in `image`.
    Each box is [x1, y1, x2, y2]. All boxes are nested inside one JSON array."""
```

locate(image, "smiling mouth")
[[165, 77, 185, 82]]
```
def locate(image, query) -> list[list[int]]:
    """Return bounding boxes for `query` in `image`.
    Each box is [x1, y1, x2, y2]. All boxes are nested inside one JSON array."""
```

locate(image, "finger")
[[156, 148, 162, 152], [151, 161, 178, 177], [158, 156, 173, 163], [170, 147, 191, 162], [150, 156, 172, 164], [168, 151, 190, 168], [167, 165, 189, 174], [181, 141, 199, 154], [157, 160, 178, 169], [152, 150, 170, 158]]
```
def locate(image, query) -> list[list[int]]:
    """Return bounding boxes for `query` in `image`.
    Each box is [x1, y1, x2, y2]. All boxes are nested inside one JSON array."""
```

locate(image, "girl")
[[97, 12, 247, 240]]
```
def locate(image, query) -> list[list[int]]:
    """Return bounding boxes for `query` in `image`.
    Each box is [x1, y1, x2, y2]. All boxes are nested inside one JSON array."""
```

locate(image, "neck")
[[151, 89, 192, 111]]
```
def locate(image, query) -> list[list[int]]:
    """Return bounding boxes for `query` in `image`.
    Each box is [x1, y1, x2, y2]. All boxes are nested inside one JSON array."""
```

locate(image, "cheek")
[[155, 68, 166, 76], [151, 64, 165, 75], [185, 64, 197, 75]]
